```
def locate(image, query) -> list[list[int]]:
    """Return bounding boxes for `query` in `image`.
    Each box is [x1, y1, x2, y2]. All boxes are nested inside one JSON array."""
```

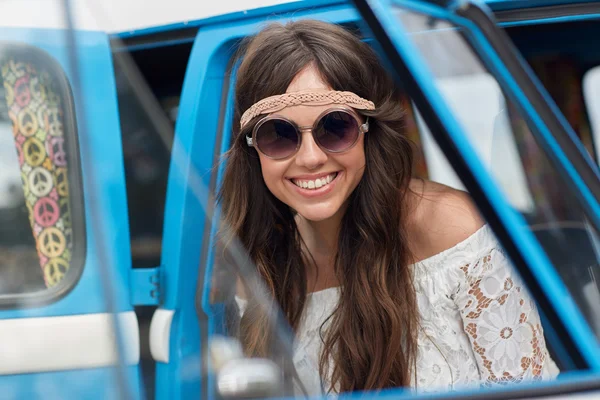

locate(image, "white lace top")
[[236, 225, 560, 395]]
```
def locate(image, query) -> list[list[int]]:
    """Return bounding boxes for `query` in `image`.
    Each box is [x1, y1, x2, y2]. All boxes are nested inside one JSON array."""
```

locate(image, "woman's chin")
[[295, 205, 340, 223]]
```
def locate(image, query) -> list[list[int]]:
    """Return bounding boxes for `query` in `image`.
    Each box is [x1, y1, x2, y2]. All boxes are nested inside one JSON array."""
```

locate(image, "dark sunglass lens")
[[255, 119, 299, 158], [315, 111, 359, 152]]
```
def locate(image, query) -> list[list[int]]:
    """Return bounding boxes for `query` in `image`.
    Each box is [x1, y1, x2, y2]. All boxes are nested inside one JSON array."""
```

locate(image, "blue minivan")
[[2, 0, 600, 399]]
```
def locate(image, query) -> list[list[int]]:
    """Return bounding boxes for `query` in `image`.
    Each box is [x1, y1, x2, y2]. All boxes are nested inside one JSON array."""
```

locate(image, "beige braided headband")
[[240, 90, 376, 129]]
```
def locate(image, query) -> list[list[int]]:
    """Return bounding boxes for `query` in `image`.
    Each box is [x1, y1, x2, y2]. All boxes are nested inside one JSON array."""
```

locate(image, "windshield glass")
[[393, 6, 600, 339]]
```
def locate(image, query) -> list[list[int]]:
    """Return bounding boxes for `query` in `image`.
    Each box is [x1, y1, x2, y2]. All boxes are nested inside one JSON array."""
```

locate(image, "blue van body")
[[1, 0, 600, 399]]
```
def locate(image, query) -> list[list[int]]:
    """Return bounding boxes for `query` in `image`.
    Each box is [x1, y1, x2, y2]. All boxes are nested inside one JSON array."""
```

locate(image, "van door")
[[151, 0, 600, 399], [149, 2, 365, 399], [0, 2, 141, 398], [351, 0, 600, 397]]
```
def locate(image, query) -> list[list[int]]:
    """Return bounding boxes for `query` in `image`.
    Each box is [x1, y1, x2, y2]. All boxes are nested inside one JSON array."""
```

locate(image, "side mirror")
[[209, 336, 283, 399]]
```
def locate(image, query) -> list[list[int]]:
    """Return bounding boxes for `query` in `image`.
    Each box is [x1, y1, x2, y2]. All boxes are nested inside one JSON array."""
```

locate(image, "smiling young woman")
[[217, 19, 559, 396]]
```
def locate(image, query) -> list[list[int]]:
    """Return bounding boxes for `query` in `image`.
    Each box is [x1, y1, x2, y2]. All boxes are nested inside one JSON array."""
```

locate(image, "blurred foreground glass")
[[397, 7, 600, 339]]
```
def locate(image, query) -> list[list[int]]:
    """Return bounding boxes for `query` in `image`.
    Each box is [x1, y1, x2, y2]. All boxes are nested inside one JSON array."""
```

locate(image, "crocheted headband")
[[240, 90, 376, 129]]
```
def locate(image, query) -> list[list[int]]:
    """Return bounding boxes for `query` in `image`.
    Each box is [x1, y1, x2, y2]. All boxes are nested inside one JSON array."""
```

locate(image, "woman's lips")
[[286, 171, 341, 198]]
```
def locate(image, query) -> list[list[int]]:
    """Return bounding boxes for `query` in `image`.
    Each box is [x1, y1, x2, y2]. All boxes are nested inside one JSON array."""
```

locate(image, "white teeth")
[[292, 172, 337, 190]]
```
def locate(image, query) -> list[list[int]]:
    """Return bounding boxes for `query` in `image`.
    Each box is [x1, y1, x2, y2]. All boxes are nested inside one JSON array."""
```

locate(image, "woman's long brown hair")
[[217, 20, 418, 393]]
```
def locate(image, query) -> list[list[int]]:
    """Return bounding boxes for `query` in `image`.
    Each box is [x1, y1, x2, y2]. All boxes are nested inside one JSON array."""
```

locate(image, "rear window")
[[0, 46, 85, 305]]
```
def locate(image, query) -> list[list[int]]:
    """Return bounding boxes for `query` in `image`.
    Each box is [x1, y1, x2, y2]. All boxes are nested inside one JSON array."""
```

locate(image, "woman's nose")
[[294, 129, 327, 170]]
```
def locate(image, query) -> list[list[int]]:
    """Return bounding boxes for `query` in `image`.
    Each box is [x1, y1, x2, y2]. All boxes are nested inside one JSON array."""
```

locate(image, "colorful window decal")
[[1, 54, 78, 291]]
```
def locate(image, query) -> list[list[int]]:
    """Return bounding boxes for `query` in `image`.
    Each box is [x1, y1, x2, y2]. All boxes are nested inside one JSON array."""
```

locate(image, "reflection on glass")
[[395, 8, 600, 339], [207, 239, 301, 398], [583, 67, 600, 163]]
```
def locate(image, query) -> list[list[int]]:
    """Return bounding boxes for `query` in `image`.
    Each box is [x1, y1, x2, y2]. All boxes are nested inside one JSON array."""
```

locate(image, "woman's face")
[[256, 65, 366, 222]]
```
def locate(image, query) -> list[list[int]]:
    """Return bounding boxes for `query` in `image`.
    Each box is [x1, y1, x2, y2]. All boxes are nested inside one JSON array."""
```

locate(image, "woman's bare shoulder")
[[407, 179, 485, 262]]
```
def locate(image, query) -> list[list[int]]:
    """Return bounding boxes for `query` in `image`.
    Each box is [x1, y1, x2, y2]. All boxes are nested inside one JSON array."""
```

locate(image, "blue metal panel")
[[369, 0, 600, 369], [0, 27, 139, 399], [130, 267, 161, 306], [0, 366, 141, 400], [113, 0, 347, 40], [0, 28, 132, 318]]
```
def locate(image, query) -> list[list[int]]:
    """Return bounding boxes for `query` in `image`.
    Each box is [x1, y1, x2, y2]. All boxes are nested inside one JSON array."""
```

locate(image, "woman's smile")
[[255, 65, 366, 222], [286, 171, 341, 198]]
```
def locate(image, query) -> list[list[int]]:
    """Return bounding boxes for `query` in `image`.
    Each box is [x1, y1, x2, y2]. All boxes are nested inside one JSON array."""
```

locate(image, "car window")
[[505, 21, 598, 163], [392, 7, 600, 343], [111, 42, 193, 269], [0, 48, 85, 303]]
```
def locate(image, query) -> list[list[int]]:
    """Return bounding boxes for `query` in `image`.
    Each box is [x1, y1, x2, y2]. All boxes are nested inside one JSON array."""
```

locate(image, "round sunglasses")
[[245, 107, 369, 160]]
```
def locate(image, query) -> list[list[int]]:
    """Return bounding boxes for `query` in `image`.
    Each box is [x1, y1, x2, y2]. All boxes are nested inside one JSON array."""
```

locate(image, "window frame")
[[0, 43, 87, 308]]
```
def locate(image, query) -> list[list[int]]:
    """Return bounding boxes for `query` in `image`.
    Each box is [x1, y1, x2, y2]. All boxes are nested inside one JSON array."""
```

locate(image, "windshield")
[[393, 6, 600, 339]]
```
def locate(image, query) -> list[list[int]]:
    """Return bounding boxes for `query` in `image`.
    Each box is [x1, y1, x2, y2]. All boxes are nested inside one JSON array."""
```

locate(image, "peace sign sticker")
[[17, 108, 39, 137], [47, 136, 67, 167], [44, 257, 69, 287], [14, 75, 31, 107], [23, 137, 46, 167], [28, 167, 53, 197], [34, 197, 60, 227], [38, 227, 66, 258]]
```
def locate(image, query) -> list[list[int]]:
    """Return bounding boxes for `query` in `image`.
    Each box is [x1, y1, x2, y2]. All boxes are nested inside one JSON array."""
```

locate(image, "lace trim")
[[233, 224, 559, 395], [454, 247, 558, 385]]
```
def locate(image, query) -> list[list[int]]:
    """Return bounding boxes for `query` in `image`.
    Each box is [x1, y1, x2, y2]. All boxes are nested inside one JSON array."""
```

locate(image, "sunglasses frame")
[[245, 107, 369, 160]]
